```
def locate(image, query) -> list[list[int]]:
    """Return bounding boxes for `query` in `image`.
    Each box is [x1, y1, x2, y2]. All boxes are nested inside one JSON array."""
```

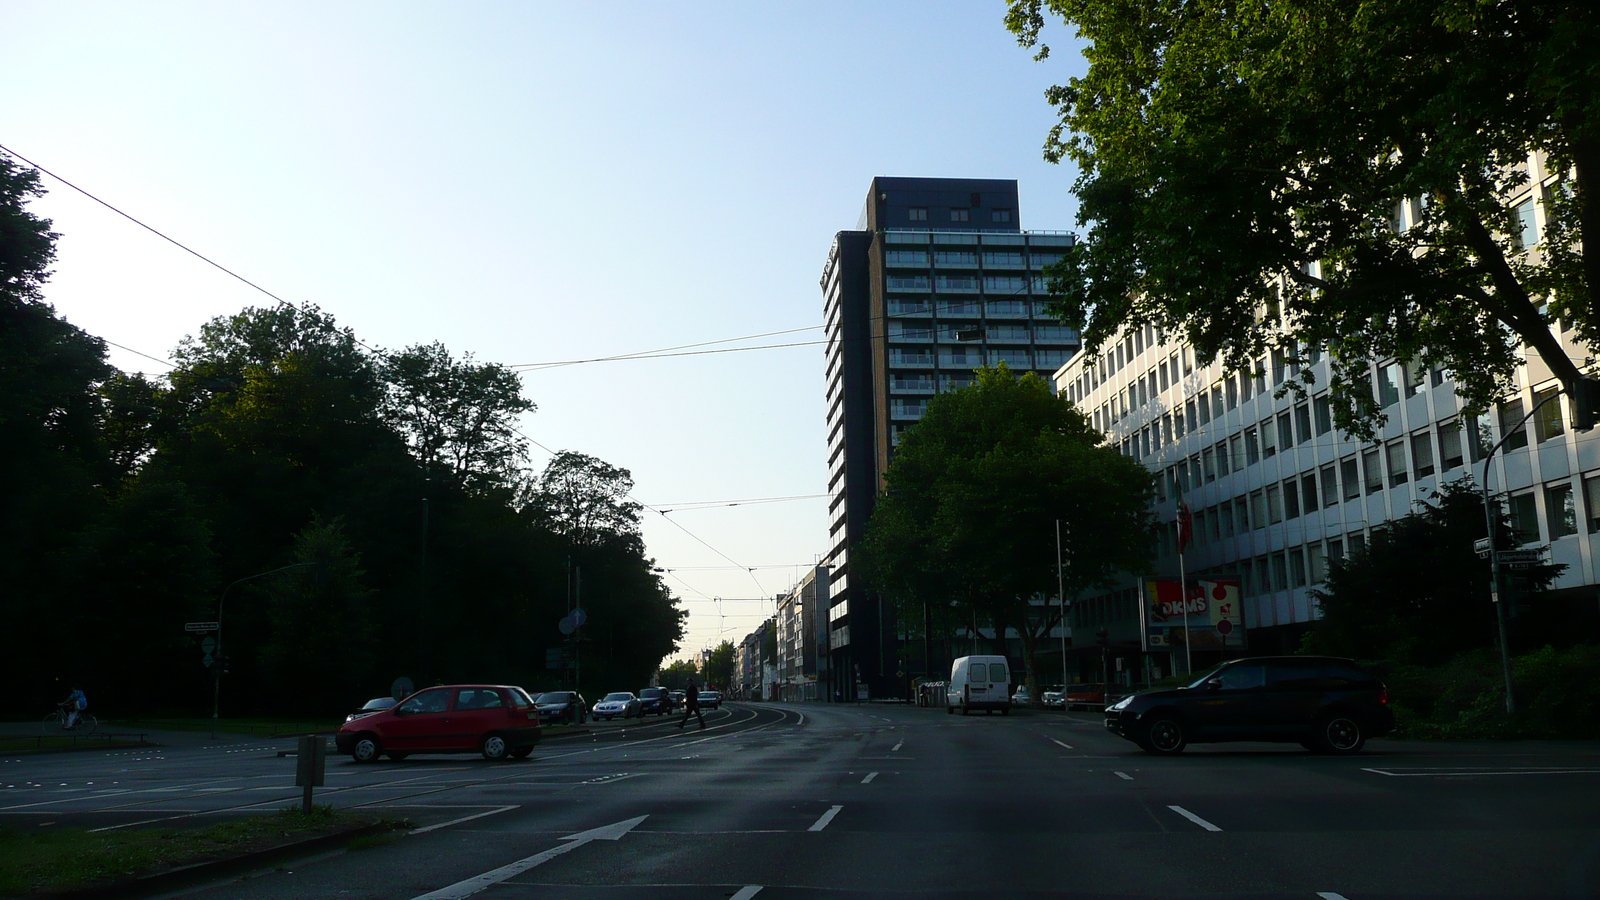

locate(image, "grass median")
[[0, 805, 404, 897]]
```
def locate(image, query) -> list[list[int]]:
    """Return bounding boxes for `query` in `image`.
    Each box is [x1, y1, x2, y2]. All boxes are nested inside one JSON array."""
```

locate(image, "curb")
[[51, 821, 393, 899], [538, 728, 593, 740]]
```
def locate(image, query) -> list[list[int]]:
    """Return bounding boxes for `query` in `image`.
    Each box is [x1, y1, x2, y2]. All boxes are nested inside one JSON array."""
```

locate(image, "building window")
[[1277, 412, 1294, 450], [1271, 553, 1289, 591], [1404, 360, 1428, 397], [1289, 547, 1308, 587], [1251, 491, 1267, 529], [1308, 543, 1328, 584], [1327, 538, 1344, 563], [1226, 377, 1238, 410], [1235, 497, 1251, 533], [992, 209, 1012, 223], [1245, 428, 1260, 465], [1283, 480, 1300, 518], [1376, 363, 1401, 408], [1499, 398, 1529, 451], [1261, 419, 1278, 457], [950, 208, 970, 222], [1196, 396, 1211, 425], [1239, 559, 1254, 595], [1159, 363, 1169, 391], [1546, 481, 1577, 539], [1202, 448, 1216, 482], [1320, 465, 1339, 506], [1212, 386, 1224, 421], [1267, 485, 1284, 524], [1533, 385, 1564, 443], [1313, 395, 1332, 435], [1513, 196, 1539, 250], [1219, 499, 1235, 537], [1439, 420, 1464, 470], [1508, 492, 1540, 544], [1585, 475, 1600, 533], [1241, 368, 1254, 401], [1302, 473, 1319, 512], [909, 207, 928, 221], [1295, 405, 1312, 443], [1229, 435, 1243, 473], [1215, 441, 1230, 477], [1341, 457, 1361, 501], [1411, 431, 1435, 479], [1386, 441, 1409, 487], [1363, 448, 1383, 494]]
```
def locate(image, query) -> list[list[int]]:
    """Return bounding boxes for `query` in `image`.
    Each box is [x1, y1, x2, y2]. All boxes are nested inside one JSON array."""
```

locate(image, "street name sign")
[[1495, 550, 1544, 563], [185, 622, 219, 633]]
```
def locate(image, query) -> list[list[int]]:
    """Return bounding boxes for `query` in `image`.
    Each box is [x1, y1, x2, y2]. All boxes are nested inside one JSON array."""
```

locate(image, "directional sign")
[[1496, 549, 1545, 563], [185, 622, 220, 633]]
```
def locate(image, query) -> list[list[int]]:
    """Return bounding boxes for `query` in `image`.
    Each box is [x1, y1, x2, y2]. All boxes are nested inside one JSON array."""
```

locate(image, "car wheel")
[[351, 735, 381, 763], [1315, 714, 1366, 755], [386, 752, 409, 761], [511, 747, 534, 760], [481, 733, 510, 761], [1143, 716, 1187, 754]]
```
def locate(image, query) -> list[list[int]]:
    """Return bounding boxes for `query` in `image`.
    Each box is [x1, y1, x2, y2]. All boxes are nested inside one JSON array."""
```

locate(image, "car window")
[[541, 692, 570, 704], [604, 693, 632, 701], [1322, 663, 1375, 688], [510, 689, 533, 709], [398, 688, 450, 715], [1215, 662, 1267, 690], [989, 663, 1008, 682], [968, 664, 986, 684], [1267, 661, 1323, 690], [456, 688, 502, 710]]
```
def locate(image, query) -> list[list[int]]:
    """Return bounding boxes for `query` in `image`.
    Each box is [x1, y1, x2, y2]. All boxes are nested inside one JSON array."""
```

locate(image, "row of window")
[[906, 207, 1012, 223], [887, 347, 1075, 372], [884, 250, 1063, 268], [886, 322, 1077, 344], [886, 274, 1054, 294], [887, 299, 1050, 318]]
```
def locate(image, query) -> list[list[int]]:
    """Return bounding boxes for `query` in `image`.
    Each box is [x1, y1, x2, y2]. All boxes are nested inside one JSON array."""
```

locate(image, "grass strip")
[[0, 805, 400, 897]]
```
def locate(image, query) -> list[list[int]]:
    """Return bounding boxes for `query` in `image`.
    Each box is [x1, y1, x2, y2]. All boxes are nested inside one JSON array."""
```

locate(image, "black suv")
[[637, 687, 676, 716], [1104, 656, 1394, 755]]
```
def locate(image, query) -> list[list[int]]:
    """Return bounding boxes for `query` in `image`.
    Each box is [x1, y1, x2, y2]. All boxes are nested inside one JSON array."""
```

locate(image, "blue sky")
[[2, 1, 1088, 659]]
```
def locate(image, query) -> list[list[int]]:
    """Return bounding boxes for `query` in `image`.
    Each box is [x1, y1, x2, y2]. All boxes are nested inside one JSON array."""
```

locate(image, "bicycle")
[[41, 708, 98, 736]]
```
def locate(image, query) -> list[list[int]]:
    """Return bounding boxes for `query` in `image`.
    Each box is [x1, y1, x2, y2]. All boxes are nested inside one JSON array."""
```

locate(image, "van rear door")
[[967, 660, 989, 704]]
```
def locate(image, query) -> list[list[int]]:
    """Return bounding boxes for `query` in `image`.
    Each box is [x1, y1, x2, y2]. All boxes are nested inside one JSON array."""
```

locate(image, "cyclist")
[[59, 685, 88, 729]]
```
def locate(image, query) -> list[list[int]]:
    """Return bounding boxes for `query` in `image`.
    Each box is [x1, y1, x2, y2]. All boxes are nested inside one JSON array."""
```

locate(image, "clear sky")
[[1, 2, 1088, 660]]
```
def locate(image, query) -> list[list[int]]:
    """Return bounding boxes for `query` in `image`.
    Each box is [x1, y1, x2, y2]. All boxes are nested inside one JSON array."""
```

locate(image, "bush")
[[1373, 644, 1600, 739]]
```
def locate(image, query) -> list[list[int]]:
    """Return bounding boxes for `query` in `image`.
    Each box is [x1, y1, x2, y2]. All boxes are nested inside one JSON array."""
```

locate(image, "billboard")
[[1143, 579, 1243, 650]]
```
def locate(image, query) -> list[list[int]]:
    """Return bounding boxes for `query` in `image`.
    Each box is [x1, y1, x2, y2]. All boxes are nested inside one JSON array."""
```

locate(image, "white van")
[[947, 655, 1011, 715]]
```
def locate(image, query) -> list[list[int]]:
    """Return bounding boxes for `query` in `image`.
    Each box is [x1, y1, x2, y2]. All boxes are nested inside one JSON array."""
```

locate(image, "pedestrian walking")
[[676, 679, 705, 730]]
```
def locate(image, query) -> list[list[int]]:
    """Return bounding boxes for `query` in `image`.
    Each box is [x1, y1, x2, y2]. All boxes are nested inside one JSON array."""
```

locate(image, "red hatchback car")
[[335, 684, 541, 762]]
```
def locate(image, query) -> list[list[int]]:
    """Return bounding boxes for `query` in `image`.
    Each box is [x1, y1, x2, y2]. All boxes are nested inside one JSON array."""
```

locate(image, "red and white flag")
[[1176, 494, 1194, 555]]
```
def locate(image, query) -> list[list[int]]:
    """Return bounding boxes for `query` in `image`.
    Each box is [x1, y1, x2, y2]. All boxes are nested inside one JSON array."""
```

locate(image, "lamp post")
[[1056, 519, 1069, 696], [213, 562, 318, 722]]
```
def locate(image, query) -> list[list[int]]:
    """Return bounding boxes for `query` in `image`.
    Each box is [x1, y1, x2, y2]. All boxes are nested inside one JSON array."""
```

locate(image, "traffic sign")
[[185, 622, 220, 633], [1474, 538, 1492, 558], [201, 636, 216, 653], [202, 653, 214, 667], [1495, 549, 1545, 564], [571, 608, 588, 627]]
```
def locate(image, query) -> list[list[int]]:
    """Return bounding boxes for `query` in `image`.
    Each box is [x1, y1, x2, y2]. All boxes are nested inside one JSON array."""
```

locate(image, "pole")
[[1056, 519, 1068, 693], [213, 562, 317, 722], [1177, 539, 1192, 678]]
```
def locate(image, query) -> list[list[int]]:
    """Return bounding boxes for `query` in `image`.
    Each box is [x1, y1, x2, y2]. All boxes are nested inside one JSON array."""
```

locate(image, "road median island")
[[0, 806, 406, 898], [0, 735, 151, 756]]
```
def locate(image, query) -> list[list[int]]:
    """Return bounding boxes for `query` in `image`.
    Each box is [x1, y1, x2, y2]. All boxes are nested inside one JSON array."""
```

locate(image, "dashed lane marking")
[[861, 772, 877, 784], [891, 741, 904, 752], [1114, 771, 1133, 781], [411, 805, 520, 834], [1168, 805, 1222, 832], [1362, 766, 1600, 777], [808, 805, 843, 832], [731, 887, 764, 900], [1052, 739, 1074, 749]]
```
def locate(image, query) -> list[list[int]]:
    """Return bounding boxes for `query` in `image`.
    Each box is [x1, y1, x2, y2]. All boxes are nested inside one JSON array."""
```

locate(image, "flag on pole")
[[1176, 493, 1194, 554]]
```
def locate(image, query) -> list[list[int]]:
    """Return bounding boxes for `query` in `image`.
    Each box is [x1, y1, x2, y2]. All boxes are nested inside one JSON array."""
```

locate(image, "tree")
[[658, 659, 701, 690], [1304, 480, 1564, 665], [857, 365, 1154, 696], [704, 640, 736, 692], [524, 451, 644, 547], [381, 341, 534, 493], [1006, 0, 1600, 437]]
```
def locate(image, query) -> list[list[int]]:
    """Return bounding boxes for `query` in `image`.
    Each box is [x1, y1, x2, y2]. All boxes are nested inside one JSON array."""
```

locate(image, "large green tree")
[[381, 341, 533, 493], [857, 365, 1154, 696], [1007, 0, 1599, 436]]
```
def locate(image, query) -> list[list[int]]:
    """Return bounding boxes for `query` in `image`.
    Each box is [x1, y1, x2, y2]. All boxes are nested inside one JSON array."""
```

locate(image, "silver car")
[[593, 692, 641, 720]]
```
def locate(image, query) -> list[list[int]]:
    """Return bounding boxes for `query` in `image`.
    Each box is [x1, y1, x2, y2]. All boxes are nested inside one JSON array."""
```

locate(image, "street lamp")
[[213, 562, 318, 721]]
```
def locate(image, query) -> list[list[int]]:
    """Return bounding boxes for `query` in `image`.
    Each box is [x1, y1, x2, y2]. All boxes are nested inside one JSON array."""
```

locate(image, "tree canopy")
[[1006, 0, 1599, 436], [857, 365, 1154, 692]]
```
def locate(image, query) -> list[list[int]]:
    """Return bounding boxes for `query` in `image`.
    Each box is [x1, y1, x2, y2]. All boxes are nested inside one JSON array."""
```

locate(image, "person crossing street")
[[676, 679, 705, 730]]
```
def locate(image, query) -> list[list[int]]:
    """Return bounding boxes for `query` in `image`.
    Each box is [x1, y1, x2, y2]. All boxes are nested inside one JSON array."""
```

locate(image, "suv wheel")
[[1315, 714, 1366, 755], [481, 733, 510, 761], [351, 735, 381, 763], [1143, 716, 1187, 754]]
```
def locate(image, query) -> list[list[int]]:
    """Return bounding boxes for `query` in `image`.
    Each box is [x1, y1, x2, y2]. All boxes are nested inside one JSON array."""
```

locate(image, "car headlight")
[[1108, 696, 1134, 712]]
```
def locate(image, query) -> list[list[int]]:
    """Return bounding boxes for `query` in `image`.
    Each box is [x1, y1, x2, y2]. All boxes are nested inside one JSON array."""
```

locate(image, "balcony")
[[986, 300, 1030, 318], [887, 323, 933, 344], [982, 253, 1026, 269], [936, 276, 979, 293], [889, 350, 935, 368], [886, 275, 930, 291], [888, 300, 931, 316], [891, 375, 937, 394]]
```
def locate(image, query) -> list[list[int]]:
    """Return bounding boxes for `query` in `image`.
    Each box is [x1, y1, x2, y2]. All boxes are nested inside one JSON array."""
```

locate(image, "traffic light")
[[1572, 377, 1600, 432]]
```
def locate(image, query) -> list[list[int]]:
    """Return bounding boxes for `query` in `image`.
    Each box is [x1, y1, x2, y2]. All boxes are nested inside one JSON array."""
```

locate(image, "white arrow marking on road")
[[891, 741, 904, 752], [731, 887, 763, 899], [861, 772, 877, 784], [808, 805, 843, 831], [1167, 805, 1222, 832], [408, 815, 648, 900]]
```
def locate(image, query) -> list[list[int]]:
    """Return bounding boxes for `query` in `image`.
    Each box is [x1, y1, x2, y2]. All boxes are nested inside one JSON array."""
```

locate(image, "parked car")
[[535, 691, 587, 725], [1104, 656, 1395, 755], [1041, 686, 1065, 709], [669, 690, 686, 707], [1065, 683, 1110, 711], [335, 684, 541, 763], [593, 692, 642, 720], [1012, 685, 1033, 706], [697, 691, 722, 710], [638, 687, 676, 716], [345, 696, 397, 723]]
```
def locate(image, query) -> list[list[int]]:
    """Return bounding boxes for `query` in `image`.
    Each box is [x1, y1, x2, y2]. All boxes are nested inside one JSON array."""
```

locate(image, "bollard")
[[295, 735, 327, 814]]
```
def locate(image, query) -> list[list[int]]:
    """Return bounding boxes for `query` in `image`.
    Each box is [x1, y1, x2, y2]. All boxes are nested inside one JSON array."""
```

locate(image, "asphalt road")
[[5, 703, 1600, 899]]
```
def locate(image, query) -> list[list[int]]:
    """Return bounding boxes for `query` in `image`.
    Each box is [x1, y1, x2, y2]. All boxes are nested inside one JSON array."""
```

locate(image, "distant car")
[[637, 687, 675, 716], [697, 691, 721, 710], [335, 684, 541, 762], [345, 697, 397, 723], [1012, 685, 1034, 706], [593, 692, 642, 720], [1104, 656, 1395, 755], [535, 691, 587, 725], [1065, 683, 1110, 711], [1041, 687, 1065, 709], [669, 690, 686, 707]]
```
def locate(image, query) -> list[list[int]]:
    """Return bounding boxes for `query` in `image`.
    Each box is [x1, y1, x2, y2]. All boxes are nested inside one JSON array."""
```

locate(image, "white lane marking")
[[409, 815, 647, 900], [891, 741, 904, 752], [1052, 739, 1074, 749], [1362, 766, 1600, 777], [1114, 771, 1133, 781], [1168, 805, 1222, 832], [861, 772, 877, 784], [808, 805, 843, 832], [731, 887, 764, 900], [410, 805, 519, 834], [1316, 893, 1352, 900]]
